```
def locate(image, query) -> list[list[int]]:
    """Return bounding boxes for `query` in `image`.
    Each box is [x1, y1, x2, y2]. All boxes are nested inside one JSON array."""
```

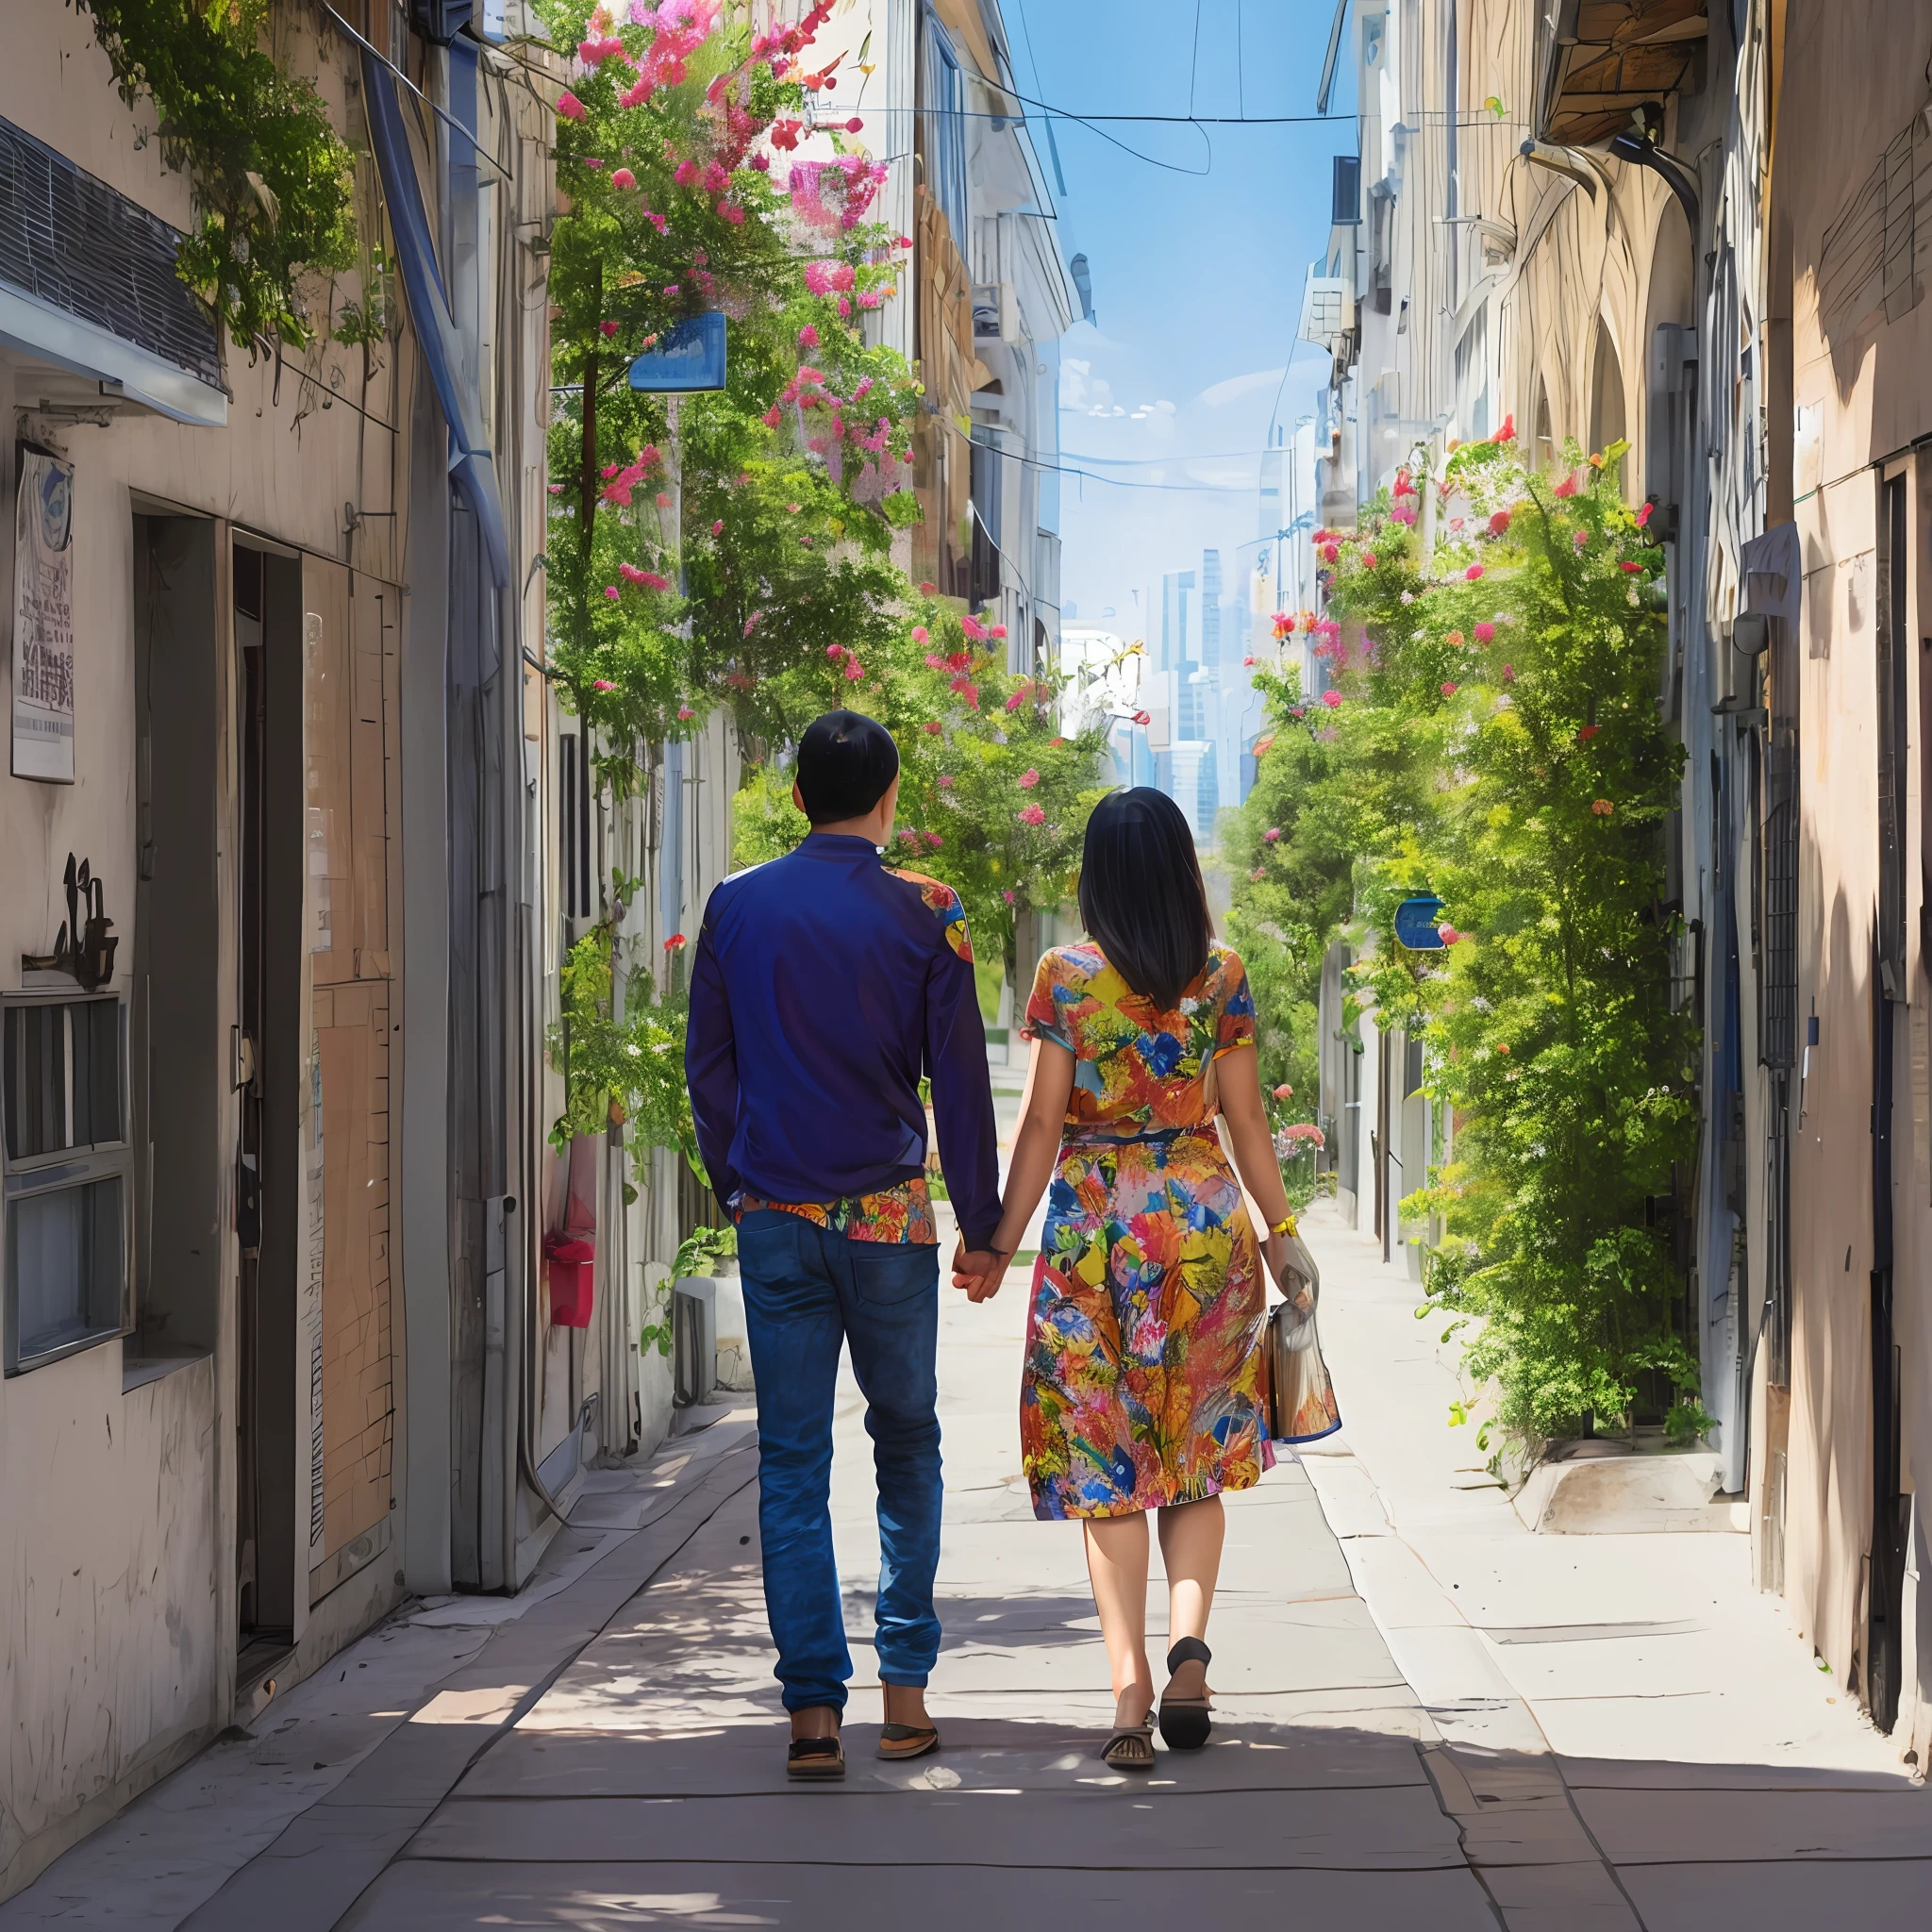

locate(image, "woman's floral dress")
[[1019, 941, 1274, 1520]]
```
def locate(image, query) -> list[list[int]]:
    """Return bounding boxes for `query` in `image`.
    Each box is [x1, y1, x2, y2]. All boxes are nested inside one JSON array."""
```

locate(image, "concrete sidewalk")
[[7, 1196, 1927, 1929]]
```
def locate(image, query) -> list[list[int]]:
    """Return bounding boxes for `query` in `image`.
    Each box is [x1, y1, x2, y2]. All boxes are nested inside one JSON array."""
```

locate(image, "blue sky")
[[1007, 0, 1357, 636]]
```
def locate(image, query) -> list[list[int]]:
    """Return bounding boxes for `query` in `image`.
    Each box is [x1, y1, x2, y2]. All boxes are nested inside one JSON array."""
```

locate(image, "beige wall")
[[1772, 0, 1932, 1758], [0, 5, 407, 1895]]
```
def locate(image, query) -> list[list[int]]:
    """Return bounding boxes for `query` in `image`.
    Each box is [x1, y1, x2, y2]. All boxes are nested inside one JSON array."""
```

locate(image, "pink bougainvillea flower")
[[1489, 508, 1511, 535], [547, 482, 563, 494], [1242, 654, 1256, 668], [662, 284, 680, 296], [990, 624, 1008, 640], [1360, 550, 1378, 569], [1438, 924, 1461, 944], [1250, 867, 1265, 882], [599, 320, 620, 339], [1635, 501, 1655, 526], [1554, 474, 1578, 498], [592, 678, 616, 691], [603, 585, 621, 600], [937, 773, 955, 787], [843, 116, 864, 132], [924, 719, 943, 735], [1501, 663, 1516, 681], [960, 614, 989, 641], [1474, 622, 1495, 643], [1496, 412, 1516, 442], [1264, 827, 1281, 842], [787, 503, 802, 514], [1322, 690, 1342, 708], [1321, 541, 1340, 564], [1002, 889, 1016, 905], [656, 491, 672, 508], [1018, 803, 1046, 826], [843, 658, 864, 680], [919, 580, 937, 595], [826, 643, 845, 660], [798, 324, 820, 348], [911, 625, 929, 645], [1018, 768, 1040, 790], [1465, 563, 1485, 581], [710, 519, 724, 536], [924, 653, 944, 670], [1573, 529, 1590, 548], [557, 90, 587, 121], [1133, 709, 1152, 726], [1620, 559, 1643, 574], [674, 160, 700, 186], [610, 167, 638, 190], [1441, 681, 1457, 697], [945, 651, 971, 671], [761, 406, 782, 428]]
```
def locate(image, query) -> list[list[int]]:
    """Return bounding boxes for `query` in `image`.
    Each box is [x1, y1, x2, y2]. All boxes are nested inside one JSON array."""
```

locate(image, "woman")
[[957, 788, 1303, 1769]]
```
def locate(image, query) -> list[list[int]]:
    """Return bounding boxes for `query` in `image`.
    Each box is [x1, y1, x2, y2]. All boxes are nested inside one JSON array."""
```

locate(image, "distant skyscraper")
[[1200, 550, 1222, 672], [1159, 570, 1194, 672]]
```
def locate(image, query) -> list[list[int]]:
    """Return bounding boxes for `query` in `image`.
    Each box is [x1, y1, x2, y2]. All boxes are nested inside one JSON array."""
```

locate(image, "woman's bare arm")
[[1214, 1044, 1297, 1281], [954, 1035, 1075, 1303]]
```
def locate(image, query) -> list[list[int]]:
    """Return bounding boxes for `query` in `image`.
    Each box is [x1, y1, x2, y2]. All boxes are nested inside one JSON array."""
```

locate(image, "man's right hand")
[[951, 1243, 1008, 1302]]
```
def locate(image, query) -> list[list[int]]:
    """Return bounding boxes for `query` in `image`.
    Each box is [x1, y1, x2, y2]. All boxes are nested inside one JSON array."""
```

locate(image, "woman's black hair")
[[795, 708, 900, 822], [1076, 787, 1212, 1011]]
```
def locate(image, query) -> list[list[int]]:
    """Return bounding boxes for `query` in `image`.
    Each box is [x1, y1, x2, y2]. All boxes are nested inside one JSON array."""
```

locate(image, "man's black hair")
[[1076, 787, 1212, 1011], [796, 709, 901, 824]]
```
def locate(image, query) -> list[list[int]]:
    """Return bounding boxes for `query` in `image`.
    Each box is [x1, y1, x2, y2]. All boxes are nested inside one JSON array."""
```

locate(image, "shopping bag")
[[1265, 1231, 1341, 1444]]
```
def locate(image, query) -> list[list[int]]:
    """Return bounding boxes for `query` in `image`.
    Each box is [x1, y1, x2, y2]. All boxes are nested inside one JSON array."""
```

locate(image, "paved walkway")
[[6, 1197, 1926, 1929]]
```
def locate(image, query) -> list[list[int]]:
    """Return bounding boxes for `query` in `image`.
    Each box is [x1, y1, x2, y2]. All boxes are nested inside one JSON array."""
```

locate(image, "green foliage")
[[1225, 437, 1702, 1443], [77, 0, 357, 349], [548, 914, 702, 1183], [730, 592, 1109, 974]]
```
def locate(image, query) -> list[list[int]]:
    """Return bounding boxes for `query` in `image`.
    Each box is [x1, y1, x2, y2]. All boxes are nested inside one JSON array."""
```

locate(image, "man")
[[686, 708, 1004, 1779]]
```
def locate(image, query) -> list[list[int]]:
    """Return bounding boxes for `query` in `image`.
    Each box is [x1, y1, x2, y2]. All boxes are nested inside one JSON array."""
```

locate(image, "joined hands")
[[950, 1241, 1010, 1302]]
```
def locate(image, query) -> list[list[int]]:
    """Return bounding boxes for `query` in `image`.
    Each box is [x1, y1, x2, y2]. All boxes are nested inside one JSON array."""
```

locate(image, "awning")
[[359, 49, 510, 589], [1539, 2, 1709, 149], [0, 114, 227, 426]]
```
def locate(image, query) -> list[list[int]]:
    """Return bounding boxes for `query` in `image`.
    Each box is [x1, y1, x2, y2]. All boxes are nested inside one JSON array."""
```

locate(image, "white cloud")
[[1196, 367, 1287, 408]]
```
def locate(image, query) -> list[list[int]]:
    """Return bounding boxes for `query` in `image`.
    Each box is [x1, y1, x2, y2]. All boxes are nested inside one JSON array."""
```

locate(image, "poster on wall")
[[11, 446, 75, 784]]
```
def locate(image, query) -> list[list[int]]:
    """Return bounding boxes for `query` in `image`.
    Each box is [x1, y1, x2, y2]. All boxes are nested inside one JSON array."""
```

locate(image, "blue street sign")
[[627, 312, 727, 392], [1394, 894, 1447, 950]]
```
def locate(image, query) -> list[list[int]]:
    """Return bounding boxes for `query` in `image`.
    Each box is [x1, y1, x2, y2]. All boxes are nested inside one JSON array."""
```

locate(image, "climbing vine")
[[1226, 432, 1704, 1446], [76, 0, 358, 349]]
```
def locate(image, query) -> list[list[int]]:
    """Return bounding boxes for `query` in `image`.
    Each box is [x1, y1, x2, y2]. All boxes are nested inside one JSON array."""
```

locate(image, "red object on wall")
[[544, 1234, 596, 1327]]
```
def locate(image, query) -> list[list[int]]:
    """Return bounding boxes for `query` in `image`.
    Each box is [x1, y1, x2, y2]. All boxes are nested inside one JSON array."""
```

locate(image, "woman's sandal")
[[1158, 1637, 1213, 1751], [786, 1721, 846, 1782], [1101, 1712, 1157, 1772], [876, 1722, 941, 1762]]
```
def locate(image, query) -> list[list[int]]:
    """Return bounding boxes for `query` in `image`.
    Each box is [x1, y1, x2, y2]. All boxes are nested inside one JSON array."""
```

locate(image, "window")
[[919, 16, 969, 250], [4, 995, 130, 1374], [560, 732, 591, 921], [1590, 319, 1626, 489], [1454, 308, 1490, 442], [1534, 379, 1555, 474]]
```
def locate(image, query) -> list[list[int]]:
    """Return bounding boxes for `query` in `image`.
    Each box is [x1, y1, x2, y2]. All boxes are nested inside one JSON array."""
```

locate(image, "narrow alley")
[[6, 1192, 1919, 1929]]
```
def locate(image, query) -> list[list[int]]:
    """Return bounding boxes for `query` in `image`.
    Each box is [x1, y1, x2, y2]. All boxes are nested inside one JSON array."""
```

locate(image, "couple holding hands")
[[687, 709, 1318, 1778]]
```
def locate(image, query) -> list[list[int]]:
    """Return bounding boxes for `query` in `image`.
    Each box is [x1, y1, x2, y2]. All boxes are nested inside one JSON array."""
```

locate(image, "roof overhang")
[[0, 280, 227, 426], [1538, 1, 1709, 149]]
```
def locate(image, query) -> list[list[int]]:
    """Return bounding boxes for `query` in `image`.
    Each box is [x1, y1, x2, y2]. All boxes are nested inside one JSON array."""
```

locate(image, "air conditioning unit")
[[973, 282, 1016, 341]]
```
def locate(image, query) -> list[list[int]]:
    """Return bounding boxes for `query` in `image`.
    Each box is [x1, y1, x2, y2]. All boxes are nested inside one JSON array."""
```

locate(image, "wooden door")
[[299, 558, 401, 1599]]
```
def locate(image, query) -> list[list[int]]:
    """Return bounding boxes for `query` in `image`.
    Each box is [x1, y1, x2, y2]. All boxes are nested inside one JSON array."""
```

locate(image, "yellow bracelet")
[[1269, 1213, 1297, 1240]]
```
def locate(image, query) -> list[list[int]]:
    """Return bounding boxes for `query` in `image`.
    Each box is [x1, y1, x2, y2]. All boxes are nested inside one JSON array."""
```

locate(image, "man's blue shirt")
[[685, 831, 1002, 1250]]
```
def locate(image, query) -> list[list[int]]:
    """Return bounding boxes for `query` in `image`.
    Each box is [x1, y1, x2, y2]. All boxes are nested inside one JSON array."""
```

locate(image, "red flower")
[[1578, 724, 1600, 741], [1620, 560, 1643, 574], [1554, 475, 1578, 498], [1018, 768, 1040, 790], [1489, 508, 1511, 535], [1018, 803, 1045, 825], [664, 933, 688, 951]]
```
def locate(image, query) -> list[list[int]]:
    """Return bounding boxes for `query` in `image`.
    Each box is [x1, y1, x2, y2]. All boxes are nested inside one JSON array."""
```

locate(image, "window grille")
[[3, 994, 131, 1374]]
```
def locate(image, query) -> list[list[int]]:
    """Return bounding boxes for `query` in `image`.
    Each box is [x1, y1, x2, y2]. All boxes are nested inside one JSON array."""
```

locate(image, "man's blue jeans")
[[736, 1210, 943, 1714]]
